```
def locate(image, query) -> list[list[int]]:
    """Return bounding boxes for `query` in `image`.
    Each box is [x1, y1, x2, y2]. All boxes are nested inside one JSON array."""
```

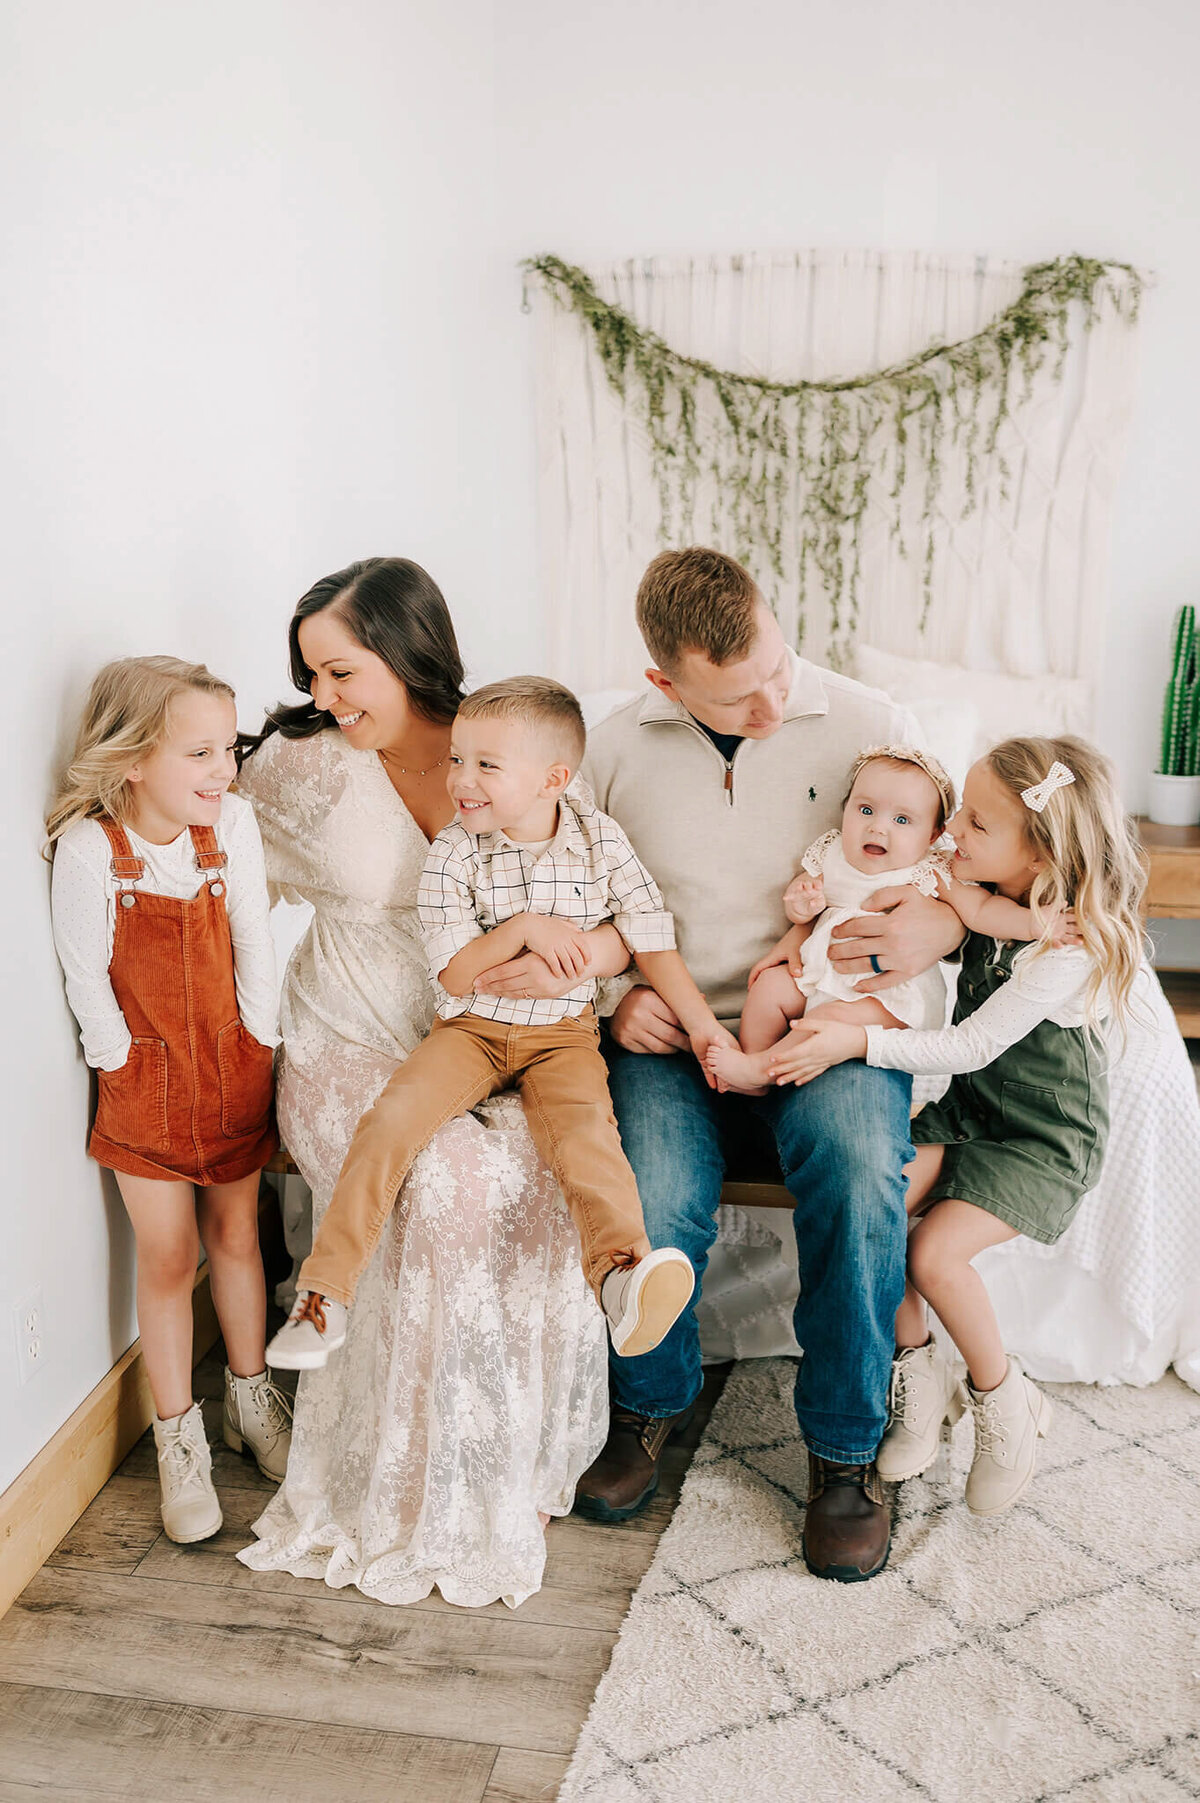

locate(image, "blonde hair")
[[635, 548, 762, 672], [845, 744, 956, 835], [45, 657, 236, 851], [456, 676, 586, 768], [984, 735, 1147, 1029]]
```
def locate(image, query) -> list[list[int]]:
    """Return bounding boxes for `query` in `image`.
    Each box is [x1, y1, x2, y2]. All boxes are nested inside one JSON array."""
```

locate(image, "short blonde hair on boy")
[[456, 677, 587, 769], [46, 656, 236, 851]]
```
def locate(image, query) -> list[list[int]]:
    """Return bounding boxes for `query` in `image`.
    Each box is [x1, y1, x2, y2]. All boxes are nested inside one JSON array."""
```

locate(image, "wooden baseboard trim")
[[0, 1261, 221, 1619]]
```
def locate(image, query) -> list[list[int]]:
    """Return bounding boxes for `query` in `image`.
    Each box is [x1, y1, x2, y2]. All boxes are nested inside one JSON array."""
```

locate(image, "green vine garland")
[[523, 252, 1143, 664]]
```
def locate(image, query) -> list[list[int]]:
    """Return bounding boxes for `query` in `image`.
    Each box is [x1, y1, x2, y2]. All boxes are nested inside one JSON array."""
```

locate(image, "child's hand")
[[520, 913, 592, 980], [690, 1018, 741, 1091], [783, 874, 825, 925], [1046, 907, 1083, 948], [766, 1018, 866, 1087]]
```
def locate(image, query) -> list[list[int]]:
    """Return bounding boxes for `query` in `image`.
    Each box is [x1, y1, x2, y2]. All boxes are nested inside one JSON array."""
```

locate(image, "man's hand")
[[827, 889, 963, 993], [474, 952, 570, 1000], [610, 985, 690, 1054], [783, 873, 825, 925], [748, 945, 788, 987], [767, 1018, 867, 1086], [520, 913, 592, 979]]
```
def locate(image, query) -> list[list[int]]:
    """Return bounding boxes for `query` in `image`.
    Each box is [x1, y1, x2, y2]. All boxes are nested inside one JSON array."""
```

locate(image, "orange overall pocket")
[[216, 1020, 275, 1139], [94, 1038, 170, 1155]]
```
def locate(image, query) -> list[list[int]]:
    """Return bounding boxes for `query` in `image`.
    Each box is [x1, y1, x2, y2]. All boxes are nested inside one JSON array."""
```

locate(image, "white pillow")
[[855, 645, 1093, 767], [580, 688, 640, 731]]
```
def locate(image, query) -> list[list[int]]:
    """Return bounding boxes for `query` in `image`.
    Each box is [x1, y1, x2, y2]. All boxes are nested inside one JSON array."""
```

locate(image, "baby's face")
[[841, 760, 941, 874]]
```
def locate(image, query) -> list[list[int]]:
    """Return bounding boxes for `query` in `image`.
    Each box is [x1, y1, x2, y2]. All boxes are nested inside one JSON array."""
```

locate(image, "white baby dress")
[[794, 829, 952, 1029]]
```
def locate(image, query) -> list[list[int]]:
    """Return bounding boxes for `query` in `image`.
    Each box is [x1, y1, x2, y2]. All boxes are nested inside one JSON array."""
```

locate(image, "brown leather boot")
[[573, 1405, 695, 1523], [802, 1453, 891, 1582]]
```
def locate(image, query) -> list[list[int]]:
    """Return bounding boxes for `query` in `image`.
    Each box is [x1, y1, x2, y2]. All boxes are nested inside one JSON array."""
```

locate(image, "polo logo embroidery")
[[808, 787, 817, 802]]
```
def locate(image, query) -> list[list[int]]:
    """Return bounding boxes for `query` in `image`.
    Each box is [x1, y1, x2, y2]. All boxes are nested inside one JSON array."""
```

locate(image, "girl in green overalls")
[[767, 736, 1147, 1517]]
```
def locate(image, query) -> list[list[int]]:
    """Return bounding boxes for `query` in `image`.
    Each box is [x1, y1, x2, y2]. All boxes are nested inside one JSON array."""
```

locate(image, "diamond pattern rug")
[[559, 1359, 1200, 1803]]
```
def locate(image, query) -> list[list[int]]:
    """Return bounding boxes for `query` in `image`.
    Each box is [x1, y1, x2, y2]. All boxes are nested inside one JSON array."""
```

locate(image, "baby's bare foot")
[[706, 1042, 772, 1096]]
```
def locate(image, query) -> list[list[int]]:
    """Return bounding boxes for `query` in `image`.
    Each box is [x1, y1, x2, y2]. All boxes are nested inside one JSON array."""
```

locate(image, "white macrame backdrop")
[[529, 250, 1141, 697]]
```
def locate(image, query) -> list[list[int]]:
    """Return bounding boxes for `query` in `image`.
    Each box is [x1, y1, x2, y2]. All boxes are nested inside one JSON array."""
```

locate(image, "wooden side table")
[[1138, 818, 1200, 1037]]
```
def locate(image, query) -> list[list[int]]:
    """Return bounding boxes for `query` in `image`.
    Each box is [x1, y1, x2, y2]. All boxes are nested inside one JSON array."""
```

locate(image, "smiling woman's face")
[[297, 608, 415, 751]]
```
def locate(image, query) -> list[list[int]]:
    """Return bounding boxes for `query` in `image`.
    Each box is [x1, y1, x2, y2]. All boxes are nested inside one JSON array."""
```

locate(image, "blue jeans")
[[604, 1040, 913, 1464]]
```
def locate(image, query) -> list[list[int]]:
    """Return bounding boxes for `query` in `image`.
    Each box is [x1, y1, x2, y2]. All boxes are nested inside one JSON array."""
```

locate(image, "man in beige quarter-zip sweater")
[[571, 548, 964, 1582]]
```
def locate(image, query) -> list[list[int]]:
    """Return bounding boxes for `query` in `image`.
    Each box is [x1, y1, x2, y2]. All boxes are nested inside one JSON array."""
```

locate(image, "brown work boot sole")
[[802, 1538, 891, 1583]]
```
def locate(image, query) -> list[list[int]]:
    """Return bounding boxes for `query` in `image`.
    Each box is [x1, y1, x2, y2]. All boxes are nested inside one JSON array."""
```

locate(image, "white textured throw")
[[560, 1359, 1200, 1803]]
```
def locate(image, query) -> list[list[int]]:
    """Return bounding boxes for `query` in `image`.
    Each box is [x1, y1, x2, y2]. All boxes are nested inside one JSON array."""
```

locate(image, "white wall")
[[0, 0, 528, 1488], [492, 0, 1200, 807], [4, 0, 1198, 1488]]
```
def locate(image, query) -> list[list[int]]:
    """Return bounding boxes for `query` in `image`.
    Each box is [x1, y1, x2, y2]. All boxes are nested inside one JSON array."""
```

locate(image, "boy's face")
[[841, 759, 941, 874], [447, 714, 570, 839]]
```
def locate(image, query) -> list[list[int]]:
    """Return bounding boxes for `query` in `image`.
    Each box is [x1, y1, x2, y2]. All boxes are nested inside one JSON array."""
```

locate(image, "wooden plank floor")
[[0, 1343, 727, 1802]]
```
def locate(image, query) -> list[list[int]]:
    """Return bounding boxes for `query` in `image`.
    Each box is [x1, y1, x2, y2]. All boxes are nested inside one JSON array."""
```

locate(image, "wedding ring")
[[869, 953, 883, 975]]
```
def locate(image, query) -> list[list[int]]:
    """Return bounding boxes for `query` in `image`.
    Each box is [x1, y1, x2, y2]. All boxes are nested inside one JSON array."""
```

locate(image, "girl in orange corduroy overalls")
[[48, 657, 292, 1544]]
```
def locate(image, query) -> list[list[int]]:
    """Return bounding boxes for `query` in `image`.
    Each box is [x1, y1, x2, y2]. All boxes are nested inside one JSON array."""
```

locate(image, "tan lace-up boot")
[[223, 1369, 294, 1483], [876, 1341, 968, 1482], [965, 1357, 1052, 1516], [152, 1402, 222, 1543]]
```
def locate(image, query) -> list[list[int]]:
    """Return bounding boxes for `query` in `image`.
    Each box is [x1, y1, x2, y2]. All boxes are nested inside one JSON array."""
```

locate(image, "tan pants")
[[299, 1007, 652, 1306]]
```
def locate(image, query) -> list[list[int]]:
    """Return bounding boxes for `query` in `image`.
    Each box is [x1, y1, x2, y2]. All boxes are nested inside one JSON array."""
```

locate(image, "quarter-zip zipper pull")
[[724, 763, 734, 801]]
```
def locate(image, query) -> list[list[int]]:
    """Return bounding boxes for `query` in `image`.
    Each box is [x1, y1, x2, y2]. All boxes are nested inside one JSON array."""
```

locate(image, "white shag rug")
[[560, 1359, 1200, 1803]]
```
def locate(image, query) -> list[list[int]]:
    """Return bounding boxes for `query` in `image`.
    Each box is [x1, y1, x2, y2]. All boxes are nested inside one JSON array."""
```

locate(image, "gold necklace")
[[378, 746, 449, 778]]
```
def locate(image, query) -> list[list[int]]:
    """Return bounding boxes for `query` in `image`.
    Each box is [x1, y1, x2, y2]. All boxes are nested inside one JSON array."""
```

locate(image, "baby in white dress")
[[708, 746, 956, 1095]]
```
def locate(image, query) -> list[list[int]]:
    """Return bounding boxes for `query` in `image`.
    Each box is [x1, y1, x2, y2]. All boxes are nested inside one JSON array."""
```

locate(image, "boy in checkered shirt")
[[269, 677, 735, 1372]]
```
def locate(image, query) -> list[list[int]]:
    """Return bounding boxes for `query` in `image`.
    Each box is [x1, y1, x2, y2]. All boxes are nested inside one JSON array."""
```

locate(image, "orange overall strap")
[[97, 817, 145, 883], [189, 825, 227, 873]]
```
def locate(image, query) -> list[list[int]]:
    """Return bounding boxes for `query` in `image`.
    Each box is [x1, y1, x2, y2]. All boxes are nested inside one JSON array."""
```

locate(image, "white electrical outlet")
[[13, 1288, 46, 1384]]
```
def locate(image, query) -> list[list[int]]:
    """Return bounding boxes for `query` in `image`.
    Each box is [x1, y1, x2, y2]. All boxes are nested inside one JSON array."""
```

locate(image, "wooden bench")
[[265, 1147, 796, 1208]]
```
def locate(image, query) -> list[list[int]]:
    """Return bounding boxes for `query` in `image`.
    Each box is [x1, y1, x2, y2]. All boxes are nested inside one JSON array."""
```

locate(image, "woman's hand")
[[828, 889, 963, 992], [473, 952, 573, 1000], [519, 913, 592, 979], [783, 873, 825, 925], [766, 1018, 867, 1086]]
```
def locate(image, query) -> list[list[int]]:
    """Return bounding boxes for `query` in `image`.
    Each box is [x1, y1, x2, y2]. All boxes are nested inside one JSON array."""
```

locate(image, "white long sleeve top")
[[50, 793, 279, 1072], [864, 944, 1100, 1076]]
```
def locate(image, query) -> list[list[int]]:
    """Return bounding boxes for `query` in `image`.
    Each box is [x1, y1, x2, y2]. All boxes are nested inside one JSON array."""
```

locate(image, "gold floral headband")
[[846, 743, 957, 825]]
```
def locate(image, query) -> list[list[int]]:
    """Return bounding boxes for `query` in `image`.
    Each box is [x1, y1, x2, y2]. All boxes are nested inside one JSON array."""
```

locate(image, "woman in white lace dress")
[[235, 558, 613, 1608]]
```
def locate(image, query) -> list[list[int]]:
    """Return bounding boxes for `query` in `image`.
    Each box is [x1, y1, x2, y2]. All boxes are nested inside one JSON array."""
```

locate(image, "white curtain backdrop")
[[529, 250, 1142, 697]]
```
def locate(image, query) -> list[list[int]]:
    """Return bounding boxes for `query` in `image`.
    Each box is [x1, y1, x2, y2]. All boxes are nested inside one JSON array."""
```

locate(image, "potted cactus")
[[1148, 605, 1200, 825]]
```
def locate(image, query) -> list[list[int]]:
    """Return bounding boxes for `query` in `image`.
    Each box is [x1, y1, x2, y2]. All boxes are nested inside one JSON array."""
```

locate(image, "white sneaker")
[[153, 1402, 222, 1544], [265, 1291, 348, 1370], [601, 1249, 694, 1358], [223, 1368, 294, 1482], [877, 1341, 968, 1482], [965, 1357, 1052, 1516]]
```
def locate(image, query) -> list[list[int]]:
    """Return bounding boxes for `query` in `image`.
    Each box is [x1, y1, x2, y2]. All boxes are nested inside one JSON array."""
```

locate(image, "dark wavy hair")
[[242, 557, 465, 756]]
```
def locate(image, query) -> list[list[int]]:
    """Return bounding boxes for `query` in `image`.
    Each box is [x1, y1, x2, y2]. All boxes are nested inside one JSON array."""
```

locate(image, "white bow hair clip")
[[1021, 761, 1076, 812]]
